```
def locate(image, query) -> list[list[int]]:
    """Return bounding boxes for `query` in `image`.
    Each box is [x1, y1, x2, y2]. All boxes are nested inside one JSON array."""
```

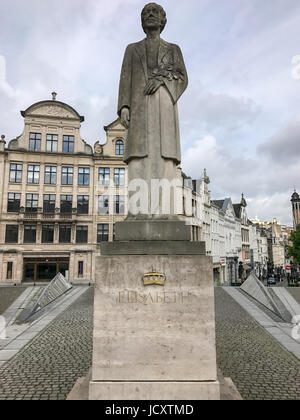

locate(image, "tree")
[[288, 224, 300, 265]]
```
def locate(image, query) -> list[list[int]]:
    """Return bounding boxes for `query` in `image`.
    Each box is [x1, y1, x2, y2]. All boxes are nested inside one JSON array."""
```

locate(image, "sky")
[[0, 0, 300, 226]]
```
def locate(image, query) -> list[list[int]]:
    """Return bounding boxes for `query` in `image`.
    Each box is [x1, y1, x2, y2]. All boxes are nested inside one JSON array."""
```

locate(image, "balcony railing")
[[18, 208, 80, 222]]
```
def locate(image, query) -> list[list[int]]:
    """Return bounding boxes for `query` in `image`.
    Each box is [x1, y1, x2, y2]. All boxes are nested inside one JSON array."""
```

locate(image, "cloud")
[[182, 127, 297, 226], [181, 85, 260, 134], [247, 192, 293, 226], [0, 55, 18, 98], [182, 134, 257, 196], [198, 91, 260, 131], [259, 113, 300, 163]]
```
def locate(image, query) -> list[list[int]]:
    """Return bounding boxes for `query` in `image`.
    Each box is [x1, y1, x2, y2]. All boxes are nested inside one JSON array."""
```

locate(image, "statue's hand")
[[121, 107, 130, 129], [144, 79, 163, 96]]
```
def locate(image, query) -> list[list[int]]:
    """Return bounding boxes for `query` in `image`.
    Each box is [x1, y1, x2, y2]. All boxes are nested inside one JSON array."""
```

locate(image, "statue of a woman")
[[118, 3, 188, 216]]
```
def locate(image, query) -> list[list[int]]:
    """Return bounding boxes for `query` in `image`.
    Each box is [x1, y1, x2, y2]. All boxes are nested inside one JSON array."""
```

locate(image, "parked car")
[[267, 276, 276, 286]]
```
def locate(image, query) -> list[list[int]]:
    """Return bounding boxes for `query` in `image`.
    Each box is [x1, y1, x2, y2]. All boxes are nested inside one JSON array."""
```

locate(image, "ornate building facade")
[[0, 95, 127, 284]]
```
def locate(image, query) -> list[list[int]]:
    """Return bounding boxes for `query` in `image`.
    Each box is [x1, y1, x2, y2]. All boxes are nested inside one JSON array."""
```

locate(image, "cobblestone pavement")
[[0, 287, 93, 400], [0, 286, 299, 400], [0, 287, 26, 315], [215, 287, 300, 400]]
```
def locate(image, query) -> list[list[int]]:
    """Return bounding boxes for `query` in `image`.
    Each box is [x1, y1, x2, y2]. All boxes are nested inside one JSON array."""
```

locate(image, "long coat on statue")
[[118, 38, 188, 165]]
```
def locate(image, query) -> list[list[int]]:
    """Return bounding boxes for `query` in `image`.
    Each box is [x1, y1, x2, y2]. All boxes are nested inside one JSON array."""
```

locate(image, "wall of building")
[[0, 99, 127, 285]]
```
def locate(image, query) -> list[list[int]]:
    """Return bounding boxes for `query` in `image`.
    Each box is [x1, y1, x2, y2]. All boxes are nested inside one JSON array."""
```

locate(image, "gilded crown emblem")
[[143, 272, 166, 286]]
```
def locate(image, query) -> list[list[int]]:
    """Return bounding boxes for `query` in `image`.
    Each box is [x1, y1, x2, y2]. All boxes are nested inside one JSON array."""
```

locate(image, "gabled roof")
[[182, 171, 191, 180], [104, 118, 125, 132], [212, 198, 230, 213], [212, 199, 225, 210], [21, 100, 84, 122], [233, 204, 242, 218]]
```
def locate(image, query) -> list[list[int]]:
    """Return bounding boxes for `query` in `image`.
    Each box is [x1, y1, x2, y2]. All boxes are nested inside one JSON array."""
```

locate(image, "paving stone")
[[0, 287, 27, 316], [0, 286, 299, 400], [215, 288, 300, 401], [0, 288, 93, 400], [4, 340, 29, 350], [0, 350, 19, 360], [287, 288, 300, 305]]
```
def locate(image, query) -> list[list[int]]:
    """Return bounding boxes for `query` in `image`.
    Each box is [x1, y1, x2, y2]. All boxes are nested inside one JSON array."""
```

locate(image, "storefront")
[[227, 257, 239, 285], [23, 257, 69, 282], [213, 266, 221, 284], [213, 259, 227, 285]]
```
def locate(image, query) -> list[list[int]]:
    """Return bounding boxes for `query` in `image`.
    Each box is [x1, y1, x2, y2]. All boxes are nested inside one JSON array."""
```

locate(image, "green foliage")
[[288, 224, 300, 265]]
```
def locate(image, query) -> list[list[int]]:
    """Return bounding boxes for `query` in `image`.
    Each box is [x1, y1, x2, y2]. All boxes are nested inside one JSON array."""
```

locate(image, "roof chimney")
[[0, 135, 5, 152], [52, 92, 57, 101]]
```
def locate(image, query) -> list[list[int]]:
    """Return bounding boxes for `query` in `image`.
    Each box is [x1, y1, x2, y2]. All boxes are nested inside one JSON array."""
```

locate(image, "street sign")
[[220, 258, 226, 266]]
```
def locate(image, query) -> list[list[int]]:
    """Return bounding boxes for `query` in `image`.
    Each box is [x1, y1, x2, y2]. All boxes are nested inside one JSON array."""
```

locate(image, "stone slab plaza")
[[0, 285, 299, 400]]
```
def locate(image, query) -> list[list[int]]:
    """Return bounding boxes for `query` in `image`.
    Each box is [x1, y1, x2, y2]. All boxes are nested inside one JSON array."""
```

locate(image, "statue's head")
[[141, 3, 167, 34]]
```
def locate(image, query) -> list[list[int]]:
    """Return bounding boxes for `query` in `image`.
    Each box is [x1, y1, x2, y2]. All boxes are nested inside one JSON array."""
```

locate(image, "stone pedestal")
[[89, 242, 220, 400], [115, 219, 191, 241]]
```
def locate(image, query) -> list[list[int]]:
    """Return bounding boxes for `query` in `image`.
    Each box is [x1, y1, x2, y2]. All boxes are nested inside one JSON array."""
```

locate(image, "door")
[[23, 258, 69, 282], [37, 263, 57, 281]]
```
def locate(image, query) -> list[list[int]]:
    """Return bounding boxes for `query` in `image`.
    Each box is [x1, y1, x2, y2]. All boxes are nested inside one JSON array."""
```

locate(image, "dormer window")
[[115, 140, 124, 156], [29, 133, 41, 151], [46, 134, 58, 152], [63, 135, 74, 153]]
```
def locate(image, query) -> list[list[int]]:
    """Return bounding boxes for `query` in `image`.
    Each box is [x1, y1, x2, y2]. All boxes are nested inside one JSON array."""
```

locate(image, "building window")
[[44, 166, 57, 184], [98, 195, 109, 215], [76, 226, 88, 243], [78, 167, 90, 186], [24, 226, 37, 244], [61, 167, 73, 185], [115, 140, 124, 155], [97, 224, 109, 242], [7, 193, 21, 213], [192, 226, 199, 242], [5, 225, 19, 243], [43, 195, 56, 213], [7, 262, 13, 280], [77, 196, 89, 214], [26, 194, 39, 213], [42, 225, 54, 243], [9, 164, 22, 183], [78, 261, 84, 277], [114, 195, 125, 215], [46, 134, 58, 152], [59, 225, 72, 243], [114, 168, 125, 186], [60, 195, 73, 213], [99, 168, 110, 186], [27, 165, 40, 184], [63, 135, 74, 153], [29, 133, 41, 151]]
